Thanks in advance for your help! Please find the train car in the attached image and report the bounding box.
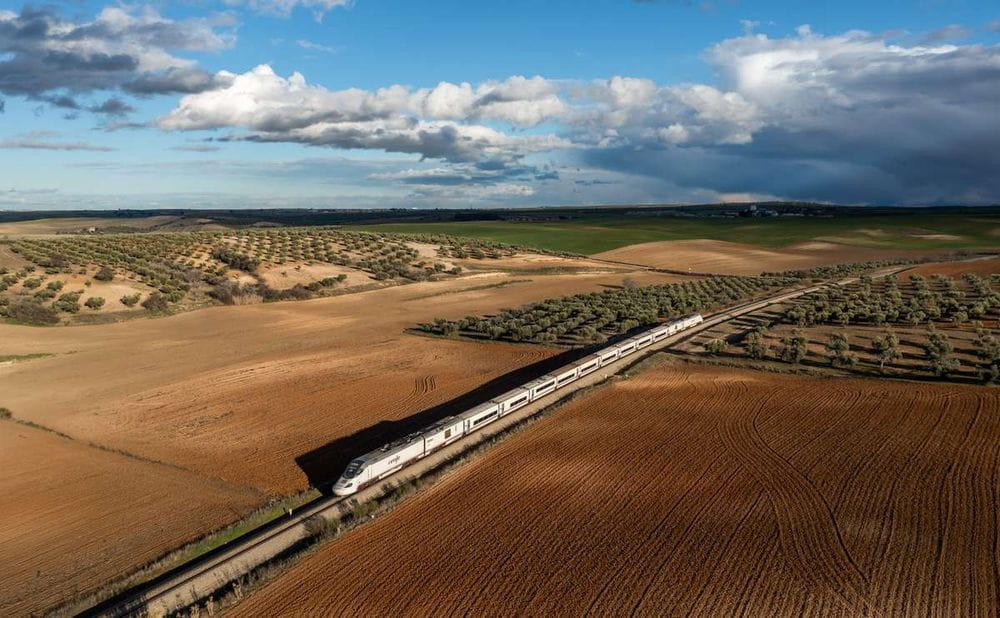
[597,347,619,367]
[553,365,579,388]
[651,325,671,342]
[616,339,638,358]
[570,354,601,377]
[461,402,501,432]
[523,375,558,400]
[631,332,654,349]
[491,387,531,415]
[422,415,465,452]
[333,433,425,496]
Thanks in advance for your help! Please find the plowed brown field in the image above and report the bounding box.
[596,239,928,275]
[903,256,1000,278]
[233,364,1000,617]
[0,267,686,614]
[0,424,262,617]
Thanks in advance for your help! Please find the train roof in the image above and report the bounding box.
[423,415,461,433]
[522,375,557,389]
[356,431,425,466]
[457,401,500,423]
[554,364,580,375]
[489,386,528,404]
[569,354,601,367]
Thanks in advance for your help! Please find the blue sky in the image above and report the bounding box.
[1,0,999,209]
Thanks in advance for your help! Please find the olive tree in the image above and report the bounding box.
[871,331,901,372]
[924,327,960,377]
[826,332,857,368]
[779,329,809,364]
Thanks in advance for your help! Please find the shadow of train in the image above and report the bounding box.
[294,341,615,492]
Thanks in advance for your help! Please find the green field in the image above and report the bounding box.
[356,215,1000,255]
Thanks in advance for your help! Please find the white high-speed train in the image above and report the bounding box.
[332,313,704,496]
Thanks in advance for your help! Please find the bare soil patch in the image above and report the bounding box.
[258,262,367,289]
[0,423,261,617]
[595,239,928,275]
[457,251,627,273]
[233,364,1000,617]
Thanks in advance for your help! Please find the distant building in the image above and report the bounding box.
[737,204,777,218]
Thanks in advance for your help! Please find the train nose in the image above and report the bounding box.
[333,484,356,497]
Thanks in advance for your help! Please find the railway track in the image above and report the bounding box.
[81,277,872,618]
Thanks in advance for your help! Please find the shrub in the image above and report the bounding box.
[211,281,264,305]
[302,515,337,541]
[703,338,728,355]
[142,292,169,312]
[84,297,106,310]
[46,280,64,291]
[120,293,141,307]
[22,277,41,289]
[93,266,114,282]
[744,329,770,360]
[0,407,10,420]
[212,246,260,272]
[6,299,60,325]
[260,284,313,302]
[350,500,378,522]
[53,292,82,313]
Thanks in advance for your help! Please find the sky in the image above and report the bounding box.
[1,0,998,210]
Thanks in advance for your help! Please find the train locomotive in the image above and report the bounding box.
[332,313,703,496]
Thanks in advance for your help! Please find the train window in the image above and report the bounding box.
[343,460,364,478]
[472,412,497,427]
[444,429,451,439]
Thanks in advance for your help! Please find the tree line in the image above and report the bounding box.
[419,275,798,345]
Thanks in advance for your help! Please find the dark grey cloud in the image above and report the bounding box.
[123,68,233,96]
[368,160,547,187]
[89,96,135,117]
[0,5,233,114]
[571,28,1000,204]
